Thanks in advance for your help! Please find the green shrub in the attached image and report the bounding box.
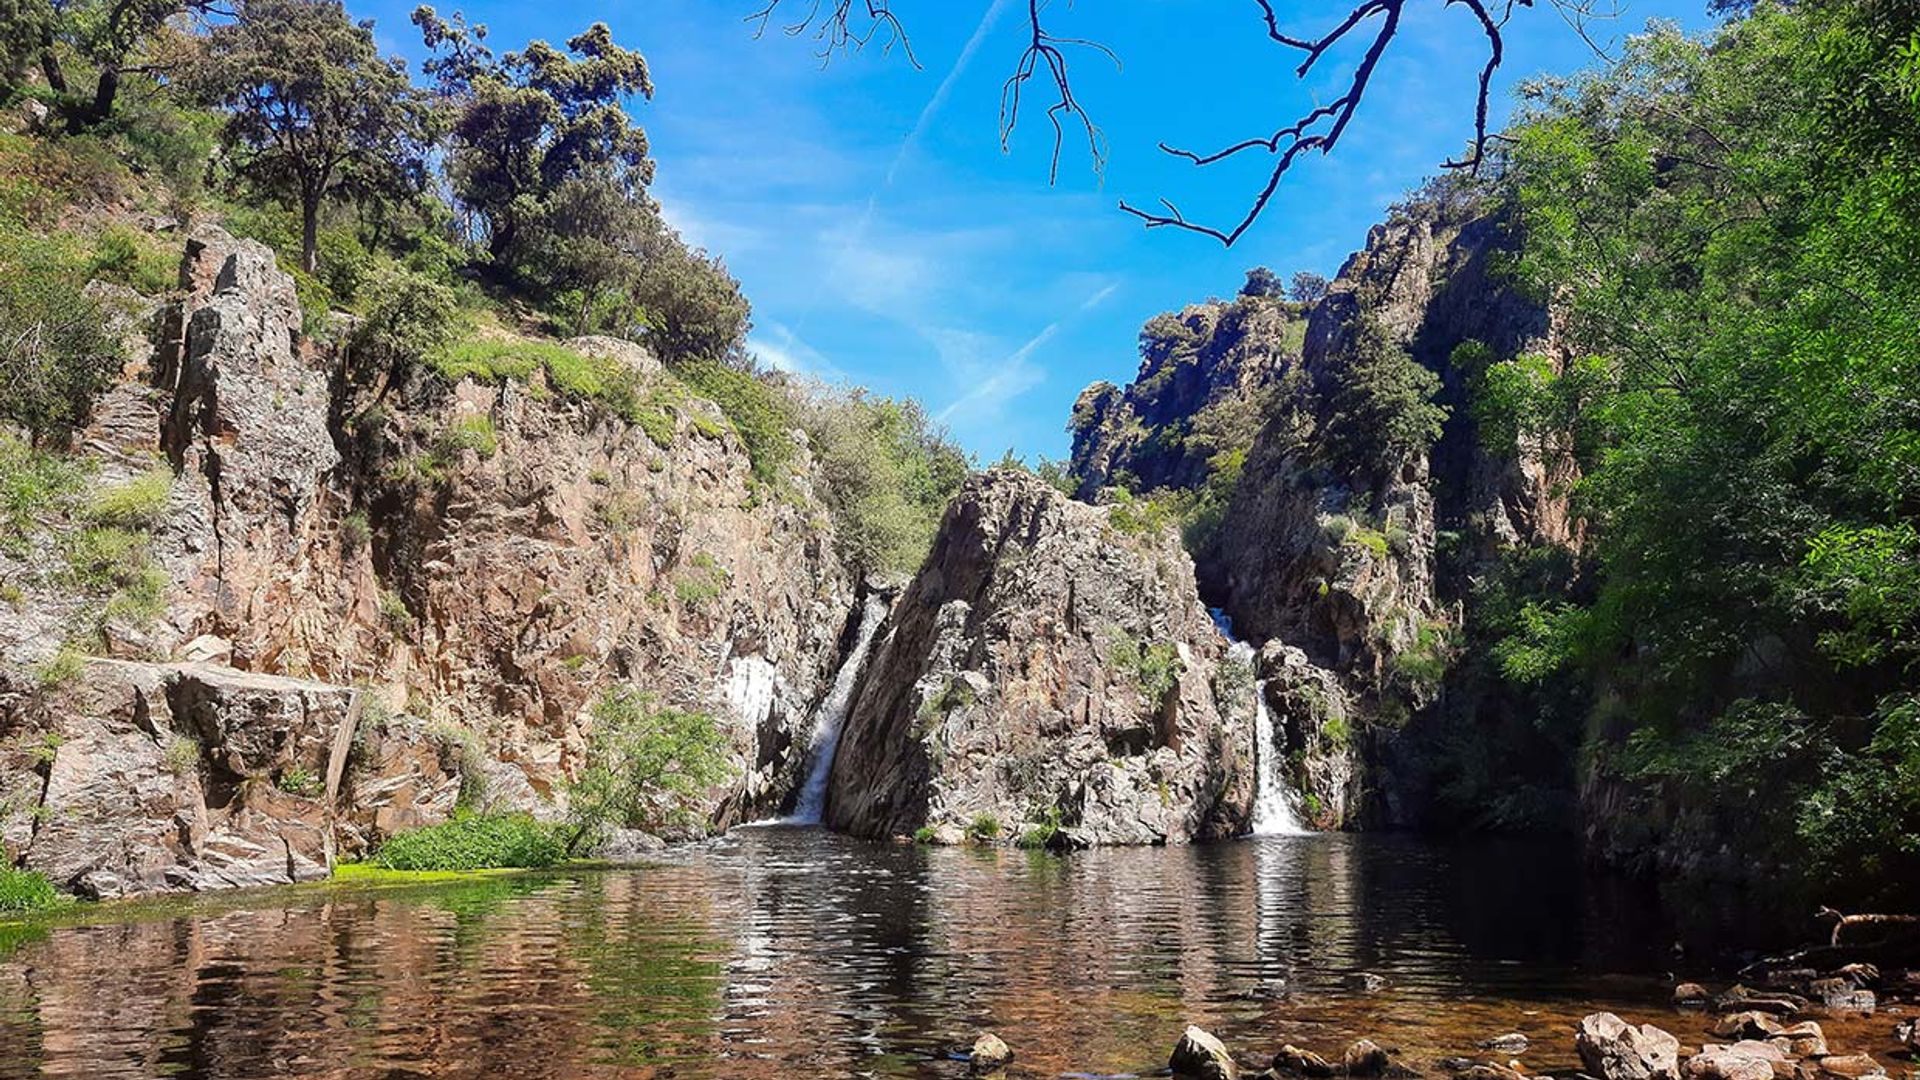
[796,389,970,577]
[912,825,938,844]
[0,231,123,441]
[277,764,321,797]
[424,717,490,809]
[372,812,564,871]
[34,648,84,689]
[1108,631,1184,702]
[434,415,499,460]
[89,224,176,295]
[163,735,201,775]
[354,267,462,384]
[966,814,1001,843]
[671,358,794,485]
[81,466,172,528]
[563,688,731,849]
[0,436,89,541]
[0,867,63,914]
[1016,806,1064,850]
[341,511,371,555]
[671,554,728,610]
[377,589,414,633]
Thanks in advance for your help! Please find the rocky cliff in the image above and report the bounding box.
[1068,188,1581,831]
[823,470,1255,846]
[0,224,866,894]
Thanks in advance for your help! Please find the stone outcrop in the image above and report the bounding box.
[823,470,1255,845]
[1576,1013,1681,1080]
[0,222,866,895]
[1069,297,1308,500]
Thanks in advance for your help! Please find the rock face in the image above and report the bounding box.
[1065,193,1580,831]
[1576,1013,1681,1080]
[0,223,866,895]
[3,661,361,896]
[1069,297,1308,500]
[823,471,1255,844]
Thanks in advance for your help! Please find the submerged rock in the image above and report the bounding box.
[1343,1039,1391,1077]
[1346,972,1389,993]
[969,1031,1012,1073]
[1479,1034,1529,1055]
[1577,1013,1681,1080]
[1273,1044,1336,1077]
[1171,1025,1239,1080]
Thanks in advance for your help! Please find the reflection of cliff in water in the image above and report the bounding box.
[0,833,1900,1079]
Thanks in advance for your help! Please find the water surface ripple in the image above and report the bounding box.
[0,831,1887,1078]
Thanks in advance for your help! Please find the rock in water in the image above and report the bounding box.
[1346,972,1389,993]
[1714,1013,1785,1041]
[1675,983,1712,1008]
[1683,1043,1787,1080]
[1577,1013,1681,1080]
[1170,1025,1240,1080]
[1273,1045,1336,1077]
[1768,1022,1827,1058]
[969,1032,1012,1073]
[1479,1034,1529,1055]
[1810,1054,1884,1080]
[1343,1040,1390,1077]
[823,471,1256,845]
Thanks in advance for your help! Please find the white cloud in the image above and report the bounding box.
[749,322,847,383]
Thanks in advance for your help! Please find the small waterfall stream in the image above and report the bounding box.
[1214,611,1309,836]
[790,592,890,824]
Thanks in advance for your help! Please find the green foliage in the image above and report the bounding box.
[377,588,414,632]
[194,0,433,273]
[0,435,89,540]
[1108,631,1184,702]
[911,825,938,845]
[1016,806,1064,850]
[966,814,1001,843]
[671,358,793,485]
[0,867,62,914]
[563,688,731,848]
[1494,1,1920,895]
[353,267,463,386]
[162,735,200,775]
[434,415,499,460]
[424,717,488,809]
[372,811,563,871]
[81,467,171,528]
[34,647,84,689]
[277,764,321,797]
[88,223,176,295]
[0,230,124,441]
[671,553,728,610]
[341,511,371,555]
[797,388,970,577]
[1391,620,1456,697]
[1318,316,1447,477]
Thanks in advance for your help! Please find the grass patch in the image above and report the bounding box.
[0,436,89,542]
[371,812,564,871]
[82,467,172,528]
[0,867,64,915]
[330,862,534,886]
[433,415,498,460]
[671,553,729,610]
[34,648,85,689]
[966,814,1002,843]
[912,825,938,845]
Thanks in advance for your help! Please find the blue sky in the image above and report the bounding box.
[357,1,1714,461]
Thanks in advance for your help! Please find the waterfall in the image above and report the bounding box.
[790,592,890,824]
[1214,610,1309,837]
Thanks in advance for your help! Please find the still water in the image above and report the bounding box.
[0,830,1886,1079]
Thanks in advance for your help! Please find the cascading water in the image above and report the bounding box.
[789,592,890,824]
[1213,610,1308,837]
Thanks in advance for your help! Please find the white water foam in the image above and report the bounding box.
[1214,610,1308,837]
[789,592,890,824]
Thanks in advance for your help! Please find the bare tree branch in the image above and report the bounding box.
[751,0,1617,247]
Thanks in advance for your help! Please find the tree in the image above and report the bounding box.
[1319,315,1446,478]
[414,7,655,268]
[0,0,213,133]
[563,688,731,850]
[195,0,433,273]
[1289,271,1330,304]
[752,0,1612,246]
[1240,266,1282,299]
[630,224,752,363]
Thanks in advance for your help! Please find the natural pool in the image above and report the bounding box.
[0,830,1899,1078]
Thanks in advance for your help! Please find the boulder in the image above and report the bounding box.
[1768,1022,1828,1059]
[1715,1014,1786,1041]
[1676,984,1713,1008]
[1577,1013,1681,1080]
[1684,1044,1787,1080]
[1894,1018,1918,1053]
[1273,1045,1336,1077]
[1344,1040,1391,1077]
[969,1031,1013,1073]
[591,829,667,863]
[1346,972,1389,993]
[1171,1026,1240,1080]
[1807,979,1875,1012]
[1808,1055,1883,1080]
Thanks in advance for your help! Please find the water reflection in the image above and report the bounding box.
[0,831,1891,1079]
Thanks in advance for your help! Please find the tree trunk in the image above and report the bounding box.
[301,196,320,275]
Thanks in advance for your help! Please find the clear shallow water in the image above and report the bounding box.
[0,830,1895,1079]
